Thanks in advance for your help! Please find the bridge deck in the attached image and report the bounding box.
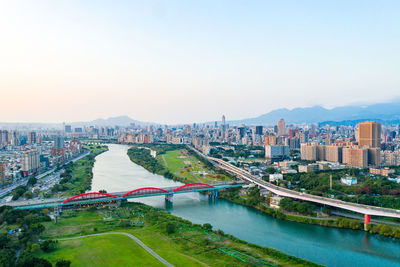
[2,182,244,209]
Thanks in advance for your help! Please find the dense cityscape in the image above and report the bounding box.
[2,1,400,266]
[3,116,399,183]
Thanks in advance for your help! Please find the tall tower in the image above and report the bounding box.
[278,118,285,137]
[222,115,226,126]
[358,121,381,148]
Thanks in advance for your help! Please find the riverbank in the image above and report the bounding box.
[47,145,108,197]
[126,145,400,239]
[37,202,321,267]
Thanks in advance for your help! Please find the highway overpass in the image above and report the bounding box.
[189,147,400,229]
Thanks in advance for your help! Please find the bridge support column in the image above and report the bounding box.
[364,214,371,231]
[209,190,218,198]
[165,194,173,203]
[54,205,61,224]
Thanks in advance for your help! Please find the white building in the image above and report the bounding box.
[341,176,357,186]
[269,173,283,182]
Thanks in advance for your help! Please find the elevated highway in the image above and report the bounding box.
[189,147,400,229]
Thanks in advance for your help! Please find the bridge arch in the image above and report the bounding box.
[62,192,119,204]
[122,187,170,198]
[172,183,215,193]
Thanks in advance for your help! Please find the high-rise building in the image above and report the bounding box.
[222,115,226,126]
[264,135,276,146]
[21,149,40,176]
[237,125,245,139]
[65,125,72,133]
[342,146,368,168]
[367,147,381,167]
[255,126,263,135]
[358,121,381,148]
[0,130,8,146]
[278,118,285,137]
[265,145,289,159]
[325,145,343,163]
[10,131,19,146]
[0,163,5,184]
[27,131,36,144]
[301,143,317,161]
[54,136,65,149]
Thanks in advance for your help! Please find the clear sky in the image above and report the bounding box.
[1,0,400,124]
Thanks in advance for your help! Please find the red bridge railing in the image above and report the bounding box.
[122,187,170,198]
[62,192,119,204]
[173,183,215,193]
[62,183,217,205]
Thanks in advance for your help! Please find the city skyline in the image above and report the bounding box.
[1,1,400,124]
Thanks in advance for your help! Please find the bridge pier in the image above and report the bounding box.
[53,205,61,224]
[209,190,218,198]
[364,214,371,231]
[165,194,173,203]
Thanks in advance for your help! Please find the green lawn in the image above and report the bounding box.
[36,204,319,267]
[37,234,164,267]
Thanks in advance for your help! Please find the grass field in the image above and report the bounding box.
[37,203,320,267]
[37,234,164,267]
[160,149,232,183]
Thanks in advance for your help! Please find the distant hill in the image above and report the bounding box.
[71,116,154,127]
[0,116,155,130]
[229,101,400,126]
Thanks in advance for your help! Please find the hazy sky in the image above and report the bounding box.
[1,1,400,124]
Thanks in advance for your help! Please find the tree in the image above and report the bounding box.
[0,248,16,267]
[56,259,72,267]
[18,256,52,267]
[31,243,41,253]
[166,222,176,234]
[27,177,37,186]
[24,191,33,200]
[40,240,58,252]
[203,223,213,231]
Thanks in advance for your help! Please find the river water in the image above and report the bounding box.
[91,144,400,267]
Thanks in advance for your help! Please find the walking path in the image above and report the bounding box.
[162,155,169,168]
[57,232,173,267]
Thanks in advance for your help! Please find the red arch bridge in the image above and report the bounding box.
[5,182,244,210]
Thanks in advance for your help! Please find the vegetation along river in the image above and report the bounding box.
[90,144,400,267]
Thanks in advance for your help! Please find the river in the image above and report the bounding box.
[91,144,400,267]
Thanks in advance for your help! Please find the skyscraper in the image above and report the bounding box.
[27,131,36,144]
[237,125,245,139]
[21,149,40,176]
[0,163,5,184]
[65,125,72,133]
[0,130,8,146]
[358,121,381,148]
[255,126,263,135]
[222,115,226,126]
[278,118,285,137]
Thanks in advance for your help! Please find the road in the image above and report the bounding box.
[56,232,173,267]
[0,150,91,199]
[189,147,400,219]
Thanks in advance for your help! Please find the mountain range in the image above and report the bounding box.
[230,101,400,126]
[2,101,400,129]
[71,116,151,127]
